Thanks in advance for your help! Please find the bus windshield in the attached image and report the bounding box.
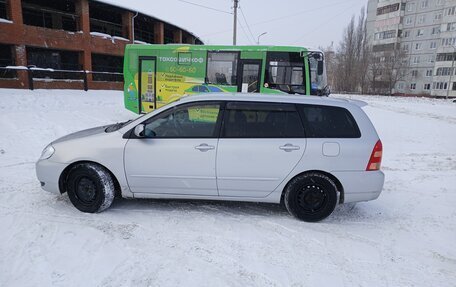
[265,52,306,94]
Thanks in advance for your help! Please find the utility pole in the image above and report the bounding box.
[233,0,239,45]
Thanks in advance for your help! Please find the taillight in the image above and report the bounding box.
[366,140,383,171]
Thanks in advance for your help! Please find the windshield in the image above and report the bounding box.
[309,54,329,96]
[265,52,306,94]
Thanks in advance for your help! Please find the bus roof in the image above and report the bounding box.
[125,44,313,53]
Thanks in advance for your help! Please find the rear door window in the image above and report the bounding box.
[297,105,361,138]
[222,102,304,138]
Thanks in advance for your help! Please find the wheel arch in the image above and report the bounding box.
[281,170,344,204]
[58,160,122,198]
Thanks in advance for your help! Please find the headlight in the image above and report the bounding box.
[39,144,55,160]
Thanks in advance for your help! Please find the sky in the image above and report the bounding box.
[104,0,368,49]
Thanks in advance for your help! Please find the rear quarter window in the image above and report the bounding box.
[297,105,361,138]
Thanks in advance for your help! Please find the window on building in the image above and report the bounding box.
[418,15,426,24]
[402,43,410,51]
[433,82,448,89]
[416,29,424,36]
[206,52,238,85]
[27,47,81,80]
[441,37,456,46]
[374,30,396,40]
[426,69,433,76]
[452,82,456,90]
[430,41,437,49]
[22,0,78,31]
[446,22,456,31]
[437,0,444,5]
[377,3,400,15]
[411,70,418,77]
[445,6,456,16]
[436,67,454,76]
[405,17,414,25]
[0,44,16,79]
[415,43,422,50]
[134,14,155,44]
[424,83,431,90]
[437,53,456,61]
[91,54,123,82]
[407,2,415,12]
[431,26,441,35]
[397,82,405,90]
[89,1,123,37]
[420,0,429,9]
[403,30,410,38]
[164,25,174,44]
[434,12,443,21]
[0,0,8,20]
[410,83,416,90]
[413,56,420,64]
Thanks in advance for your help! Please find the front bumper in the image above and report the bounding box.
[35,159,68,194]
[332,170,385,203]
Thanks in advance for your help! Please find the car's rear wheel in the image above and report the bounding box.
[66,163,115,213]
[284,173,338,222]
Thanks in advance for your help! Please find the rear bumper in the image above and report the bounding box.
[332,170,385,203]
[35,159,68,194]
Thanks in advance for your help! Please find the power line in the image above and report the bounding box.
[200,0,360,37]
[176,0,232,15]
[237,17,254,44]
[239,7,256,44]
[292,1,361,45]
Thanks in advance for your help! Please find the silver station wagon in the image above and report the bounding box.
[36,93,384,222]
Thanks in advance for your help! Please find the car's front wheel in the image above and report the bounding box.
[66,163,115,213]
[284,173,338,222]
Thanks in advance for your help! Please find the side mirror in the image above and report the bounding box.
[134,124,145,138]
[317,61,324,75]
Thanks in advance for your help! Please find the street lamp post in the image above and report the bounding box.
[257,32,267,45]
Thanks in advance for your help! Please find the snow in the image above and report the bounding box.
[5,66,27,70]
[0,89,455,286]
[90,32,131,43]
[0,18,13,24]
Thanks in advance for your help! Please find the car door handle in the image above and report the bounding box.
[279,144,300,152]
[195,144,215,152]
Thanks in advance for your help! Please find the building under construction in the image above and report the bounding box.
[0,0,203,90]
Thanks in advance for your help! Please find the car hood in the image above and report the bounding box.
[52,125,109,144]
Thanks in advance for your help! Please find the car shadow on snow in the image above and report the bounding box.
[105,197,376,222]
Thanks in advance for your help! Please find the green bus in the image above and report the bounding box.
[123,44,328,114]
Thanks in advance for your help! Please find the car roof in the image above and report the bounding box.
[177,93,359,108]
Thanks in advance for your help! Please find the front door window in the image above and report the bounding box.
[144,103,222,138]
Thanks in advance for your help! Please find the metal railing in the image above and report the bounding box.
[0,66,123,90]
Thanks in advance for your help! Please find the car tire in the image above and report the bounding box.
[66,163,115,213]
[284,173,338,222]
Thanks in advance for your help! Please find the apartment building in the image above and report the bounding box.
[367,0,456,97]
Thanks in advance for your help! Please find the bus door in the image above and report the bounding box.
[237,59,262,93]
[138,56,157,113]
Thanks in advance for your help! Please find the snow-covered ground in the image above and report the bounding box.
[0,89,455,286]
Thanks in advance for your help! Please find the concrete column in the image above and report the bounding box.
[7,0,23,24]
[154,22,164,44]
[122,11,133,41]
[75,0,90,34]
[173,29,182,44]
[75,0,92,83]
[14,45,29,87]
